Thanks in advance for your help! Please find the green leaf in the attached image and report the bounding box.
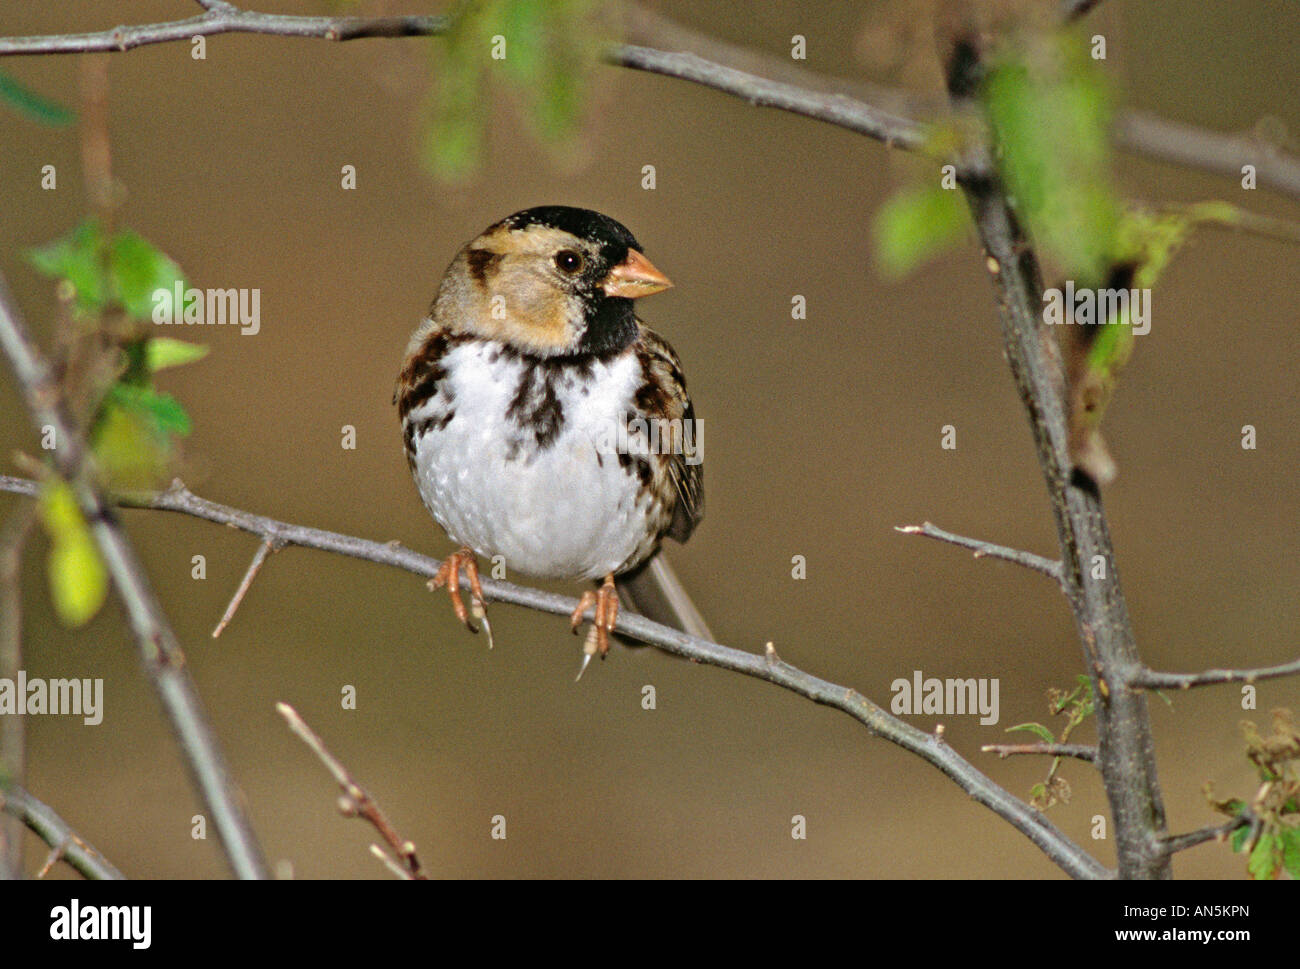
[107,384,192,437]
[873,183,969,277]
[1230,823,1252,854]
[1006,722,1056,744]
[423,0,495,181]
[0,71,74,126]
[110,230,186,322]
[422,0,606,181]
[1282,828,1300,879]
[1247,832,1282,880]
[93,385,192,490]
[26,221,187,321]
[146,338,209,372]
[500,0,544,83]
[26,220,109,313]
[984,33,1118,283]
[38,480,107,628]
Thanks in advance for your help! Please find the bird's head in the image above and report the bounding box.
[430,206,672,357]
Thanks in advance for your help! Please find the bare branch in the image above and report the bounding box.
[942,24,1171,879]
[982,743,1098,762]
[1115,110,1300,199]
[609,44,925,150]
[0,4,1294,199]
[275,702,424,880]
[369,843,412,880]
[0,786,126,880]
[0,473,1107,880]
[1159,814,1253,856]
[0,6,449,56]
[212,537,276,638]
[895,521,1065,588]
[0,505,35,878]
[1132,659,1300,691]
[0,274,268,880]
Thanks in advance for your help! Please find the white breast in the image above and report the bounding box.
[406,342,658,581]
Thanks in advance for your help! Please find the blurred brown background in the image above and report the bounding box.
[1,0,1297,879]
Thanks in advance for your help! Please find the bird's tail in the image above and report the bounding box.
[617,553,715,643]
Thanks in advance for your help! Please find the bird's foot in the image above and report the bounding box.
[571,573,619,680]
[428,547,494,649]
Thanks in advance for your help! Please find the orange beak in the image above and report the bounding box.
[602,249,673,299]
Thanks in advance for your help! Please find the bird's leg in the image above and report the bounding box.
[429,547,493,648]
[571,573,619,678]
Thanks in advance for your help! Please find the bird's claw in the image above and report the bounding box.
[570,574,618,678]
[429,547,492,647]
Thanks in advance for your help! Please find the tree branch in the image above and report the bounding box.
[211,536,276,638]
[276,702,425,880]
[609,44,926,150]
[0,786,126,880]
[0,6,449,55]
[0,4,1296,199]
[1114,109,1300,199]
[982,743,1098,762]
[0,506,35,879]
[1159,815,1252,856]
[0,274,269,880]
[895,521,1065,588]
[942,25,1171,879]
[0,473,1107,880]
[1132,659,1300,690]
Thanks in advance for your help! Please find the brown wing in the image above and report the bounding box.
[635,325,704,543]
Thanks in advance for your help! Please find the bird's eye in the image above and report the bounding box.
[554,249,584,274]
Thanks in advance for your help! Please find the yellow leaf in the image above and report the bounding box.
[38,480,108,628]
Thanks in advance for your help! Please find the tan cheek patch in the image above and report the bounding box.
[448,225,588,353]
[480,284,573,352]
[469,258,576,353]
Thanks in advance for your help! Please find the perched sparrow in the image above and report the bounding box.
[395,206,708,675]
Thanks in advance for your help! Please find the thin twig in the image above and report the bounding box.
[0,275,268,880]
[0,786,126,880]
[1132,659,1300,690]
[1159,814,1253,856]
[982,743,1098,762]
[0,6,449,55]
[212,537,276,638]
[895,521,1065,588]
[368,843,411,880]
[275,702,425,880]
[0,505,35,879]
[609,44,925,151]
[0,4,1296,199]
[0,473,1107,880]
[1115,110,1300,200]
[36,838,69,878]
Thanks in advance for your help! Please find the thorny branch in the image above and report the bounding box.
[0,3,1296,197]
[0,473,1106,881]
[0,276,269,880]
[941,20,1173,878]
[0,0,1293,881]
